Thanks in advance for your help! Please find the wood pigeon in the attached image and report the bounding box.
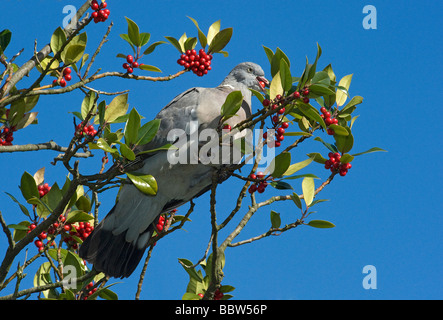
[79,62,268,278]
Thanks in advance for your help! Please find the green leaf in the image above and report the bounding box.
[184,37,197,51]
[136,119,161,146]
[143,41,166,55]
[34,262,53,298]
[126,173,158,196]
[207,28,233,53]
[137,143,176,155]
[334,126,354,153]
[5,192,30,217]
[311,71,330,85]
[270,211,281,229]
[188,16,207,48]
[61,33,86,65]
[301,177,315,207]
[207,20,221,46]
[139,32,151,47]
[283,157,314,176]
[309,83,336,96]
[269,71,283,100]
[81,91,96,120]
[104,93,129,123]
[50,27,67,54]
[178,258,204,282]
[97,288,119,300]
[164,36,183,53]
[66,210,94,223]
[0,29,12,53]
[262,45,274,64]
[306,152,327,164]
[118,142,135,161]
[335,74,353,107]
[267,152,291,178]
[125,17,141,47]
[220,91,243,120]
[271,47,290,78]
[182,293,201,300]
[340,153,354,163]
[219,285,235,293]
[20,171,39,202]
[279,59,292,92]
[329,124,349,136]
[352,147,387,157]
[314,136,339,153]
[124,108,141,146]
[341,96,363,113]
[298,102,326,130]
[291,193,302,209]
[269,181,293,190]
[249,88,265,104]
[139,64,162,72]
[307,220,335,228]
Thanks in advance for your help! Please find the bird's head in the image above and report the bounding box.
[221,62,269,92]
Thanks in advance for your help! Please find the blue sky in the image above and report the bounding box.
[0,0,441,300]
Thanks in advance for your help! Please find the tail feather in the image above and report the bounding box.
[79,205,155,278]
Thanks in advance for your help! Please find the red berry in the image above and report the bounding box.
[277,107,285,115]
[223,124,231,131]
[248,185,257,194]
[327,128,335,135]
[276,134,284,142]
[126,55,134,64]
[275,141,281,147]
[281,122,289,129]
[123,63,129,69]
[293,91,300,99]
[339,169,348,176]
[127,67,134,74]
[257,185,266,193]
[262,99,270,107]
[303,89,309,96]
[59,78,66,87]
[64,74,72,81]
[277,127,285,135]
[35,240,43,248]
[132,62,139,68]
[303,97,310,104]
[272,115,279,123]
[198,293,204,298]
[63,68,71,76]
[64,224,71,231]
[91,1,99,10]
[100,1,107,8]
[256,171,265,179]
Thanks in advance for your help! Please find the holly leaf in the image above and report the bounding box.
[126,173,158,196]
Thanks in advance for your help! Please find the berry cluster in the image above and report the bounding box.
[248,172,269,194]
[198,288,224,300]
[52,67,72,88]
[155,215,166,233]
[122,55,140,74]
[38,183,51,198]
[61,221,95,250]
[0,126,15,146]
[75,122,98,138]
[324,152,352,177]
[319,107,338,135]
[27,223,50,253]
[177,49,213,77]
[262,95,291,148]
[83,282,98,299]
[90,0,110,23]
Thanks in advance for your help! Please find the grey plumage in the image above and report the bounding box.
[79,62,268,278]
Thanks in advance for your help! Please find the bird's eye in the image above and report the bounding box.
[247,67,253,73]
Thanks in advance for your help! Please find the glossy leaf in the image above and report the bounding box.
[207,20,221,45]
[335,74,353,107]
[104,93,128,123]
[143,41,166,55]
[81,91,96,120]
[5,192,30,217]
[188,16,207,48]
[126,173,158,195]
[164,36,183,53]
[207,28,232,53]
[136,119,161,146]
[291,193,302,209]
[307,220,335,228]
[0,29,12,52]
[124,108,141,145]
[302,177,315,207]
[271,47,290,78]
[50,27,66,54]
[119,142,136,161]
[139,64,162,72]
[352,147,387,157]
[220,91,243,120]
[125,17,141,47]
[20,171,39,202]
[283,157,314,176]
[334,126,354,153]
[306,152,327,164]
[270,211,281,229]
[269,71,283,100]
[329,124,349,136]
[268,152,291,178]
[279,59,292,92]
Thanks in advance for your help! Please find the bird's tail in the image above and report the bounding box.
[79,184,165,278]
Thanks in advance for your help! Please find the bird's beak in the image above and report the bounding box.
[256,76,269,92]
